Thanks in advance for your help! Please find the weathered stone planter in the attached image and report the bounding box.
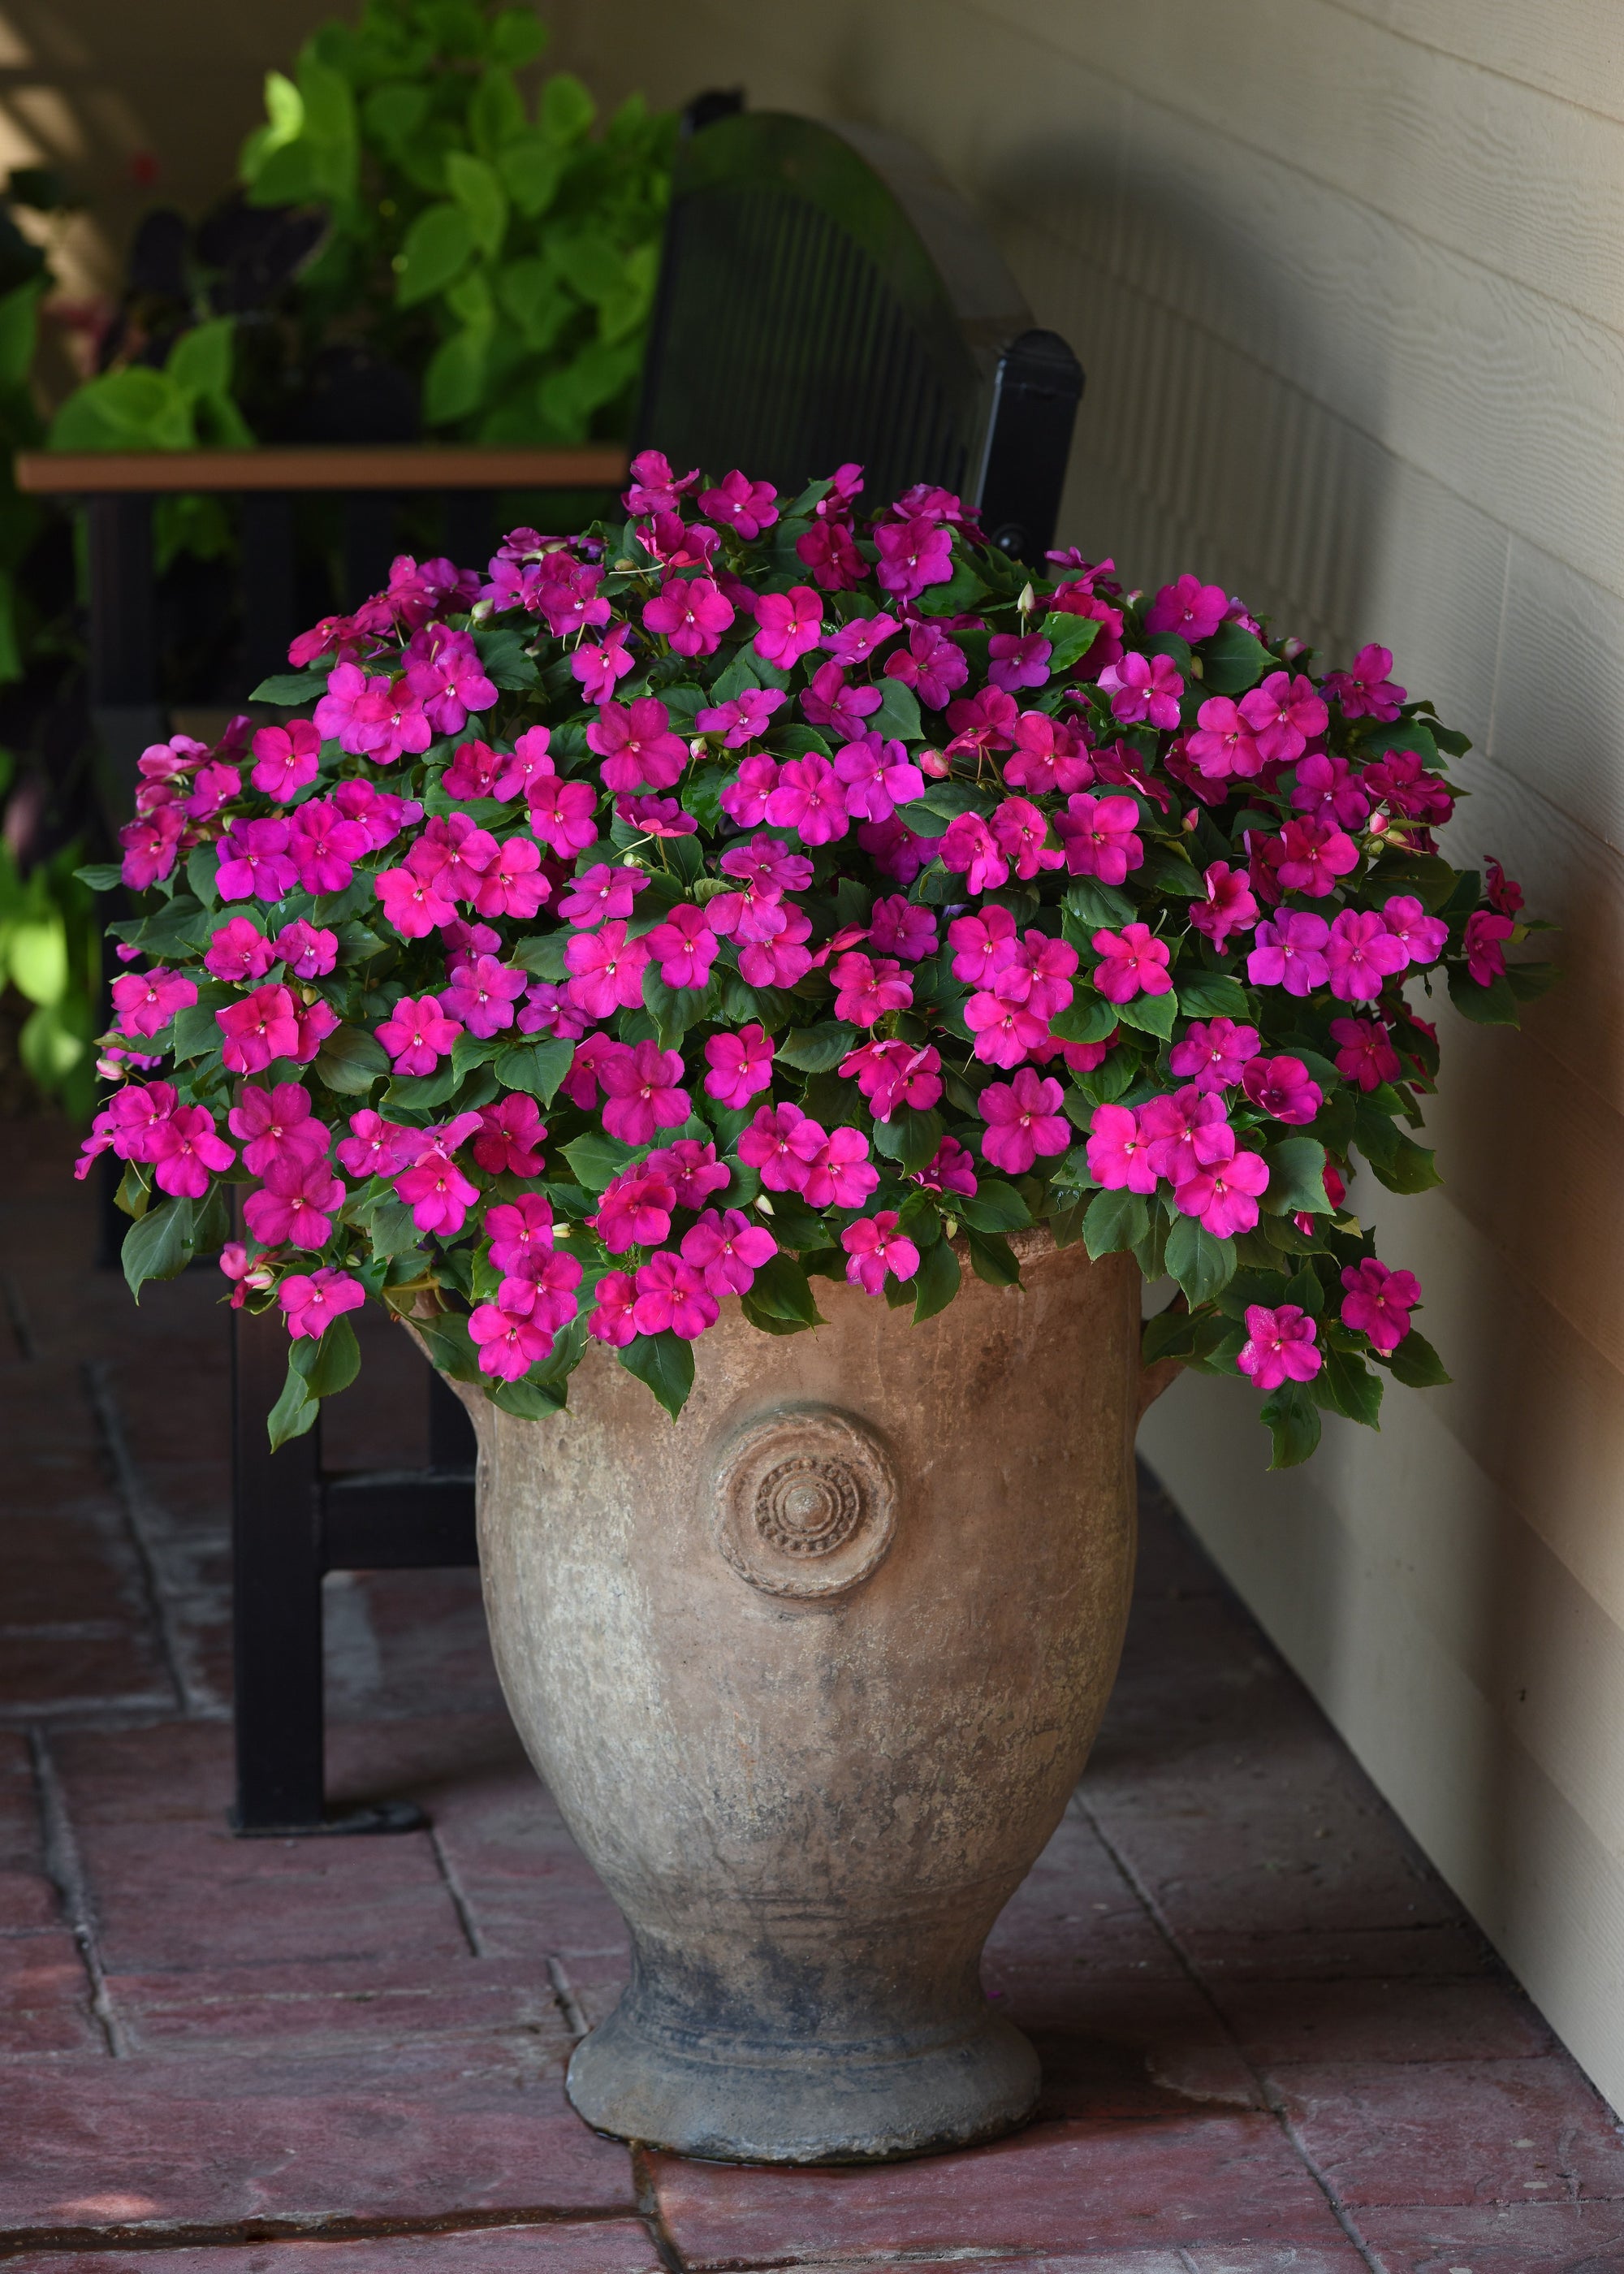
[449,1232,1156,2164]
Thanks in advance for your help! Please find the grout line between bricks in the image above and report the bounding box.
[0,2205,655,2261]
[0,1265,37,1360]
[428,1822,487,1957]
[547,1952,590,2040]
[630,2144,689,2274]
[25,1724,129,2059]
[81,1356,194,1718]
[1072,1784,1386,2274]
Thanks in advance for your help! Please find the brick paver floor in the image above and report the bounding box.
[3,1115,1622,2273]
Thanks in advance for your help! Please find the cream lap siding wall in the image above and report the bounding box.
[549,0,1624,2105]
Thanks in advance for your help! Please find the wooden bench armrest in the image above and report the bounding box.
[15,443,629,495]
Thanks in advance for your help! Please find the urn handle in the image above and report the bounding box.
[713,1405,897,1601]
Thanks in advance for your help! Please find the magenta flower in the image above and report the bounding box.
[279,1268,365,1342]
[374,861,458,939]
[470,837,548,921]
[704,1025,774,1108]
[287,802,368,897]
[719,834,814,897]
[1271,819,1359,898]
[218,984,302,1074]
[490,724,554,801]
[469,1288,560,1381]
[587,696,687,795]
[217,819,297,906]
[628,1252,719,1341]
[146,1104,233,1200]
[738,1101,823,1192]
[1464,909,1514,985]
[243,1156,346,1249]
[1381,895,1449,970]
[313,664,431,764]
[205,918,275,985]
[644,1139,730,1211]
[1238,671,1328,765]
[1323,643,1405,721]
[1092,923,1173,1003]
[801,1124,879,1210]
[332,779,417,851]
[564,920,651,1018]
[840,1036,943,1120]
[1246,911,1331,996]
[1146,574,1227,642]
[1330,1017,1400,1092]
[483,1195,554,1273]
[1098,651,1184,731]
[251,720,320,800]
[980,1068,1069,1174]
[1185,697,1263,782]
[1292,753,1371,831]
[939,811,1008,897]
[884,621,968,709]
[1190,861,1259,949]
[569,620,636,704]
[766,755,850,845]
[111,966,197,1040]
[857,814,932,884]
[229,1083,330,1178]
[1242,1054,1324,1125]
[443,737,505,801]
[1325,909,1409,1003]
[719,754,781,829]
[831,951,913,1027]
[987,633,1052,693]
[1140,1086,1230,1187]
[831,732,924,824]
[680,1208,776,1297]
[517,981,588,1043]
[1237,1303,1322,1390]
[698,468,779,538]
[100,1080,179,1163]
[559,862,646,930]
[645,903,719,992]
[292,999,340,1066]
[599,1040,690,1147]
[119,806,185,890]
[914,1134,978,1198]
[336,1109,419,1180]
[948,905,1018,987]
[821,612,899,668]
[990,797,1061,881]
[874,515,954,599]
[590,1169,676,1256]
[1054,793,1144,885]
[1086,1102,1159,1194]
[753,585,823,668]
[271,921,338,980]
[395,1143,480,1235]
[414,813,498,905]
[861,894,931,962]
[944,686,1019,759]
[697,686,787,746]
[964,982,1050,1070]
[1003,711,1094,797]
[643,573,735,659]
[587,1270,639,1347]
[443,954,525,1039]
[1173,1131,1270,1239]
[1340,1257,1420,1353]
[802,660,882,741]
[404,625,498,735]
[375,993,462,1077]
[737,901,813,988]
[1168,1018,1260,1093]
[841,1211,921,1296]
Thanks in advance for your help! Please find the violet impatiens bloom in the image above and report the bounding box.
[884,620,967,708]
[680,1208,777,1298]
[1091,923,1173,1002]
[229,1083,330,1178]
[1173,1134,1270,1239]
[272,920,339,979]
[767,755,850,845]
[1381,894,1449,969]
[873,515,953,599]
[1237,1303,1322,1390]
[375,993,463,1077]
[753,586,823,668]
[939,812,1008,896]
[1325,909,1409,1003]
[1238,671,1328,765]
[564,921,651,1018]
[1145,573,1227,642]
[832,733,923,824]
[643,573,735,658]
[1242,1054,1324,1125]
[587,696,687,794]
[699,469,780,538]
[1247,911,1331,996]
[645,903,719,992]
[738,1102,824,1193]
[867,895,936,962]
[979,1069,1070,1174]
[1003,711,1094,797]
[987,633,1052,693]
[279,1268,365,1342]
[313,664,431,764]
[1190,862,1259,949]
[832,951,913,1027]
[1168,1018,1260,1094]
[801,1125,880,1210]
[1340,1257,1420,1353]
[442,954,526,1038]
[697,686,787,746]
[216,818,298,905]
[1098,651,1184,731]
[598,1040,690,1148]
[1323,643,1405,721]
[218,985,302,1074]
[1330,1017,1401,1092]
[842,1212,921,1296]
[205,918,276,985]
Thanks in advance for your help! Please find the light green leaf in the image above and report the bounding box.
[266,1360,318,1452]
[444,150,508,258]
[395,201,475,308]
[423,326,490,426]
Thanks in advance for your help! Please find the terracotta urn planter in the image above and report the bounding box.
[447,1231,1167,2165]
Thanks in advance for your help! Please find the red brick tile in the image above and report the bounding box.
[980,1974,1260,2117]
[1358,2198,1624,2271]
[109,1953,570,2060]
[1276,2055,1624,2207]
[1182,2252,1371,2272]
[0,1871,60,1937]
[0,1929,100,2057]
[6,2224,664,2274]
[1175,1925,1496,1984]
[1213,1977,1553,2068]
[650,2112,1356,2260]
[983,1814,1182,1982]
[0,2046,637,2229]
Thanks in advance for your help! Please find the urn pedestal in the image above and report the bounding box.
[454,1234,1147,2164]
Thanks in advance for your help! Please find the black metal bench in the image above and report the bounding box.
[32,97,1084,1835]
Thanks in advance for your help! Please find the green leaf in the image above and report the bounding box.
[497,1035,573,1104]
[1083,1186,1149,1261]
[1261,1135,1331,1216]
[185,841,219,909]
[561,1129,635,1192]
[616,1329,694,1419]
[1174,970,1250,1019]
[290,1314,361,1400]
[170,1001,221,1064]
[122,1196,196,1299]
[1065,877,1135,930]
[1260,1381,1322,1468]
[911,1234,961,1325]
[384,1066,461,1110]
[869,677,923,741]
[486,1373,567,1419]
[1043,613,1102,673]
[1313,1345,1384,1429]
[1199,620,1272,695]
[771,1018,858,1074]
[870,1106,944,1175]
[512,932,569,981]
[956,1177,1032,1234]
[74,862,124,893]
[541,71,596,143]
[752,1191,827,1250]
[1380,1329,1452,1388]
[315,1024,390,1096]
[364,1198,421,1261]
[423,326,489,426]
[266,1360,318,1453]
[395,200,476,308]
[444,149,508,257]
[1141,845,1204,897]
[473,624,538,690]
[1049,994,1118,1045]
[1368,853,1459,913]
[1447,964,1519,1027]
[1114,991,1177,1041]
[1164,1215,1237,1307]
[744,1252,823,1327]
[497,130,566,218]
[414,1312,482,1384]
[1370,1131,1440,1195]
[250,670,327,707]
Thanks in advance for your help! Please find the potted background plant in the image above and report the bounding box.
[75,452,1548,2163]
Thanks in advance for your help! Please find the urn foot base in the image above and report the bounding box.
[565,1999,1041,2165]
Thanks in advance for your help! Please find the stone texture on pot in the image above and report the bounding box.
[451,1232,1147,2165]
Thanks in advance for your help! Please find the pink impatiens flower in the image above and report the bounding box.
[873,515,953,599]
[1464,909,1514,985]
[375,993,463,1077]
[335,1109,420,1179]
[1237,1303,1323,1390]
[1092,923,1173,1003]
[699,468,779,538]
[831,733,924,824]
[217,819,298,905]
[1247,911,1331,997]
[753,585,823,667]
[738,1102,823,1192]
[832,951,913,1028]
[598,1040,690,1147]
[1173,1132,1270,1239]
[1340,1257,1420,1353]
[564,920,652,1018]
[111,966,197,1040]
[1242,1054,1324,1125]
[1330,1017,1401,1092]
[243,1156,346,1249]
[1325,909,1409,1004]
[587,1270,639,1346]
[980,1068,1070,1174]
[801,1124,879,1210]
[1238,671,1328,764]
[939,811,1007,896]
[483,1194,554,1273]
[147,1104,234,1199]
[704,1024,775,1108]
[841,1211,921,1295]
[1323,643,1405,722]
[766,755,849,845]
[395,1141,481,1235]
[218,984,302,1074]
[1054,793,1143,885]
[1145,573,1227,643]
[1381,894,1449,971]
[643,573,735,659]
[229,1083,330,1178]
[205,917,275,984]
[1086,1103,1159,1194]
[279,1268,365,1341]
[1168,1018,1260,1093]
[645,903,719,992]
[840,1037,943,1120]
[915,1134,978,1198]
[867,895,935,962]
[591,1170,678,1255]
[1189,861,1259,949]
[987,632,1052,693]
[1098,651,1184,731]
[1184,697,1263,782]
[587,696,687,795]
[472,1095,546,1178]
[632,1252,719,1339]
[251,720,321,800]
[680,1208,776,1297]
[696,686,787,746]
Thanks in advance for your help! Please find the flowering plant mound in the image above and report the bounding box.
[78,456,1552,1466]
